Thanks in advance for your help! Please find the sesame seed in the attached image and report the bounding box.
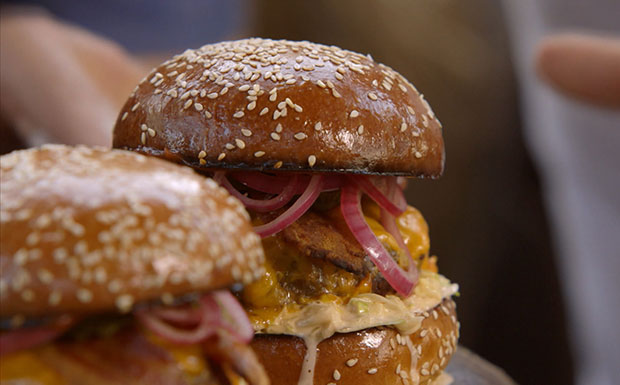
[285,78,297,85]
[277,101,286,110]
[218,153,226,161]
[140,124,148,132]
[131,102,140,111]
[358,125,364,134]
[269,93,277,102]
[275,123,283,133]
[308,155,316,167]
[333,370,341,380]
[194,103,204,111]
[350,110,360,118]
[121,112,128,121]
[270,132,281,141]
[294,132,307,140]
[207,92,218,99]
[396,364,401,374]
[247,101,257,111]
[367,368,378,374]
[415,151,422,159]
[259,107,269,116]
[332,89,341,98]
[368,93,378,101]
[407,106,416,114]
[274,161,283,169]
[233,111,245,118]
[225,143,235,150]
[235,139,246,149]
[116,294,134,313]
[140,132,146,144]
[37,269,54,284]
[421,369,430,376]
[273,110,281,120]
[254,151,265,158]
[314,122,322,131]
[433,310,439,319]
[420,329,428,338]
[198,151,207,159]
[294,104,303,112]
[241,129,253,137]
[77,288,93,303]
[204,111,212,119]
[199,159,206,165]
[401,122,408,132]
[179,91,191,100]
[147,128,156,137]
[239,84,250,91]
[317,80,326,88]
[346,358,358,367]
[390,338,396,350]
[21,290,34,302]
[399,84,408,92]
[48,290,62,306]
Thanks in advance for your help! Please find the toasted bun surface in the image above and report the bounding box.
[113,38,444,177]
[0,145,264,317]
[250,298,458,385]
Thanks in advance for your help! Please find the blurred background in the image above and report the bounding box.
[3,1,619,384]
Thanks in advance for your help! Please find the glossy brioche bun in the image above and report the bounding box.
[113,38,444,177]
[0,145,264,317]
[251,298,458,385]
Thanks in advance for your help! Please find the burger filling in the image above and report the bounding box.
[0,292,269,385]
[214,172,457,339]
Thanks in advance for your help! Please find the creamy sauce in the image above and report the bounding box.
[297,337,319,385]
[253,271,458,385]
[406,336,421,385]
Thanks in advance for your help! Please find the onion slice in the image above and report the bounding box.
[136,291,254,346]
[352,176,406,216]
[211,291,254,344]
[340,184,414,296]
[136,306,218,345]
[379,207,419,288]
[254,175,324,238]
[0,315,74,356]
[215,172,299,212]
[230,172,342,195]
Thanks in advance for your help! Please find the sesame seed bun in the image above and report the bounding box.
[0,145,264,317]
[113,38,444,177]
[250,298,458,385]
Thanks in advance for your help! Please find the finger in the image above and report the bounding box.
[535,33,620,109]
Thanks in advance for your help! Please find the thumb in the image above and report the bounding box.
[535,33,620,109]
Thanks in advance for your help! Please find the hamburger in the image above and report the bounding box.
[0,145,268,384]
[113,38,460,385]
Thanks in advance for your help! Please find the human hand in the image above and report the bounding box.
[0,9,147,146]
[535,33,620,109]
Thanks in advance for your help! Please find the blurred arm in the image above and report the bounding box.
[0,8,148,146]
[536,34,620,109]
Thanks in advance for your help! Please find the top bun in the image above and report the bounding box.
[0,145,264,317]
[113,38,444,177]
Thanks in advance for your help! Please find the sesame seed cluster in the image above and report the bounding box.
[251,298,458,385]
[113,38,444,176]
[0,145,264,317]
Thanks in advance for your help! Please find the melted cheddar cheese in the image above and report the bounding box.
[0,350,64,385]
[242,202,435,328]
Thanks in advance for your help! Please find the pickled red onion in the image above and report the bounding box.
[254,175,323,238]
[352,176,406,216]
[0,316,75,356]
[215,172,299,212]
[340,184,414,296]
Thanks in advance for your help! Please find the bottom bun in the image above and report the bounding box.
[251,297,458,385]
